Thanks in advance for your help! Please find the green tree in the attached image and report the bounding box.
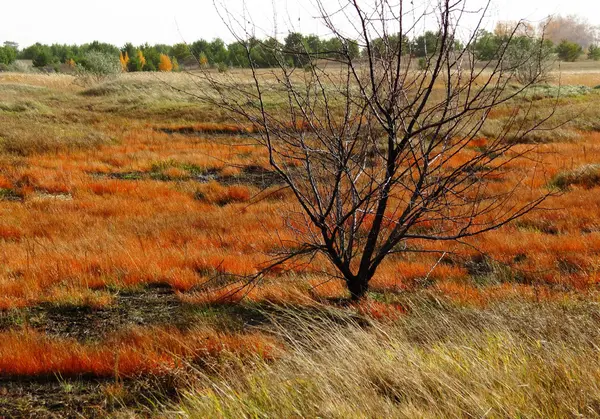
[82,41,119,56]
[32,48,53,68]
[556,40,583,62]
[473,30,500,60]
[284,32,310,67]
[122,43,136,60]
[588,44,600,61]
[227,41,248,67]
[171,43,191,61]
[191,39,209,59]
[208,39,228,65]
[0,46,17,65]
[412,31,440,57]
[305,35,322,57]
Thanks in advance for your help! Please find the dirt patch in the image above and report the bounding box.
[159,125,253,136]
[0,286,191,342]
[89,165,284,189]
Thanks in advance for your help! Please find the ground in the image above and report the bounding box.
[0,67,600,417]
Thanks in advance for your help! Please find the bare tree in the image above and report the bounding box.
[192,0,555,300]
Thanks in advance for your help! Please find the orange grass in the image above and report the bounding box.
[1,76,600,387]
[0,327,277,378]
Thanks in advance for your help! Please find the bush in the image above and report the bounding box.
[0,63,9,72]
[556,40,583,62]
[74,51,121,86]
[550,164,600,190]
[32,50,52,68]
[217,62,228,73]
[501,36,554,84]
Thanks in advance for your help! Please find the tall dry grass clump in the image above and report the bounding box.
[173,299,600,418]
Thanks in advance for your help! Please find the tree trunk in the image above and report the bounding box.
[347,275,370,300]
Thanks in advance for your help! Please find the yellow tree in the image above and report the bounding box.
[158,54,173,72]
[137,50,146,70]
[119,51,130,72]
[199,53,208,67]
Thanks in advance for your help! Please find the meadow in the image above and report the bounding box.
[1,67,600,417]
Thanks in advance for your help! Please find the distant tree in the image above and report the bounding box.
[137,50,147,69]
[412,31,440,57]
[345,40,360,60]
[122,43,136,60]
[305,34,322,57]
[366,34,411,60]
[556,40,583,62]
[495,20,535,38]
[158,54,173,71]
[172,43,191,61]
[208,39,228,64]
[172,56,180,71]
[227,41,248,67]
[503,35,555,84]
[0,46,17,65]
[75,50,121,85]
[82,41,120,56]
[284,32,310,67]
[588,45,600,61]
[127,49,146,71]
[32,48,53,68]
[153,44,172,55]
[191,39,210,59]
[139,44,159,71]
[540,15,599,49]
[473,30,500,60]
[50,44,80,63]
[199,53,209,67]
[3,41,18,51]
[119,51,130,71]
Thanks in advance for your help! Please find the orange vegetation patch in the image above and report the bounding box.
[179,281,314,306]
[164,122,255,135]
[0,327,277,378]
[435,280,577,307]
[353,300,407,321]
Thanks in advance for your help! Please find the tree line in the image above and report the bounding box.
[0,19,599,73]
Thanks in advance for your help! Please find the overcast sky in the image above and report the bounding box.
[1,0,597,48]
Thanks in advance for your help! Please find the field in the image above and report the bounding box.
[1,68,600,417]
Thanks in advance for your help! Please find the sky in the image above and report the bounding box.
[1,0,597,49]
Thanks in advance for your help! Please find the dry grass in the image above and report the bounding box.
[174,299,600,418]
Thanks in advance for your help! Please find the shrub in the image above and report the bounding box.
[32,49,52,68]
[74,51,121,86]
[556,40,583,62]
[550,164,600,190]
[217,62,228,73]
[502,36,554,84]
